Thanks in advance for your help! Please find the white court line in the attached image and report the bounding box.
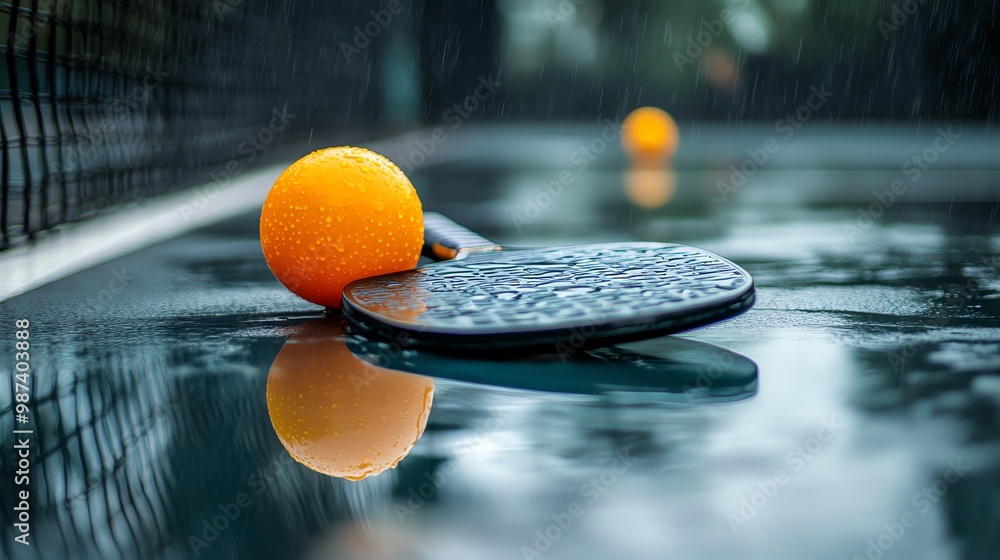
[0,125,583,302]
[0,130,454,303]
[0,165,284,302]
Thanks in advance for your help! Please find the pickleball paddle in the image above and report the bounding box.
[342,213,754,353]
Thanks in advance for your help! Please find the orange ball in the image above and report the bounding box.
[266,320,434,480]
[260,147,423,309]
[622,107,680,164]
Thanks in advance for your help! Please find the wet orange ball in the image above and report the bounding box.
[260,147,424,309]
[622,107,680,164]
[266,320,435,480]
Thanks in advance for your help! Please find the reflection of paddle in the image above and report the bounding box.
[343,213,755,354]
[348,329,758,405]
[266,320,434,480]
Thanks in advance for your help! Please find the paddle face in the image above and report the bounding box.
[342,242,754,353]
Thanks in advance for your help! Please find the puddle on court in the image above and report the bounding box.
[3,158,1000,560]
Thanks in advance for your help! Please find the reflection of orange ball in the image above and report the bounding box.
[622,107,680,163]
[266,320,434,480]
[260,147,424,309]
[625,168,677,209]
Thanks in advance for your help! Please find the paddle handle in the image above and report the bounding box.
[422,212,501,261]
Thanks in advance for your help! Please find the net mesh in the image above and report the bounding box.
[0,340,374,560]
[1,0,381,249]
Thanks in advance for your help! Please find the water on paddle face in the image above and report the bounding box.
[343,242,752,338]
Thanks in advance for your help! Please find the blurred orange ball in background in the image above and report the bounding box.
[622,107,680,164]
[260,146,423,309]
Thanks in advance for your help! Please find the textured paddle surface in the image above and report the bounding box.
[344,242,752,334]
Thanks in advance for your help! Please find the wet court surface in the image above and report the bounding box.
[2,127,1000,560]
